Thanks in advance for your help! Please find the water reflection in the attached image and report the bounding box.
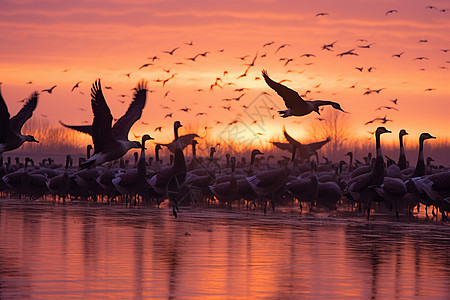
[0,200,449,299]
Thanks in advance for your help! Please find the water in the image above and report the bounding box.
[0,199,449,299]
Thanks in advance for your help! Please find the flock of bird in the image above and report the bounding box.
[0,74,449,220]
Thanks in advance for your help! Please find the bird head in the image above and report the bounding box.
[331,102,347,113]
[420,133,436,142]
[141,134,153,148]
[376,127,391,136]
[399,129,408,137]
[26,135,39,143]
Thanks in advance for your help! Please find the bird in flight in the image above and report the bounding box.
[337,49,358,57]
[321,41,337,51]
[162,47,179,55]
[42,85,57,93]
[261,70,346,118]
[385,9,398,15]
[375,106,399,111]
[275,44,291,54]
[139,63,153,70]
[263,41,274,47]
[358,43,375,48]
[315,12,329,17]
[71,81,82,92]
[392,51,405,58]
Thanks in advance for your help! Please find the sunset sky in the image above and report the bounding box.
[1,0,450,150]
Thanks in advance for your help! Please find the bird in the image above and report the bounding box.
[139,63,153,70]
[80,80,143,169]
[315,12,329,17]
[321,41,337,51]
[385,9,398,15]
[112,134,153,195]
[261,70,346,118]
[209,157,238,206]
[0,88,39,154]
[392,52,405,58]
[263,41,274,47]
[71,81,82,92]
[345,127,391,219]
[358,43,375,48]
[375,106,398,111]
[275,44,290,54]
[336,49,358,57]
[397,129,408,170]
[162,47,179,55]
[60,80,148,139]
[147,121,187,217]
[41,85,57,93]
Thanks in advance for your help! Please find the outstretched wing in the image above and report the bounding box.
[112,80,148,140]
[0,86,13,143]
[272,142,294,152]
[59,121,92,136]
[305,137,330,152]
[261,70,306,109]
[9,91,38,134]
[90,80,116,154]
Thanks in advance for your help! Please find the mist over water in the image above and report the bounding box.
[1,199,448,299]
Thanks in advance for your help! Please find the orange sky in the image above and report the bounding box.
[1,0,450,149]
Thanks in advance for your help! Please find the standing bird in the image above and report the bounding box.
[0,88,39,154]
[261,70,346,118]
[80,80,143,169]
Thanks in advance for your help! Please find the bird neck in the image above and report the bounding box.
[192,143,197,158]
[155,147,160,162]
[138,147,146,177]
[373,132,385,178]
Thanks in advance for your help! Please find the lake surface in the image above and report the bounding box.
[0,199,449,299]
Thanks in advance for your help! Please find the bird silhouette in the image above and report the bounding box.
[261,70,346,118]
[41,85,57,93]
[162,47,179,55]
[392,51,405,58]
[385,9,398,15]
[275,44,290,54]
[71,81,82,92]
[0,88,39,154]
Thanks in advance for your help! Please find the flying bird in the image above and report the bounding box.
[275,44,291,54]
[261,70,346,118]
[0,89,39,154]
[392,52,405,58]
[71,81,82,92]
[385,9,398,15]
[162,47,179,55]
[79,80,144,168]
[315,12,329,17]
[139,63,153,70]
[41,85,57,93]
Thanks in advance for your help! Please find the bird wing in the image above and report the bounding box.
[59,121,92,136]
[261,70,306,110]
[304,137,330,151]
[9,91,38,134]
[90,80,117,154]
[0,87,13,143]
[112,80,147,140]
[271,142,294,152]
